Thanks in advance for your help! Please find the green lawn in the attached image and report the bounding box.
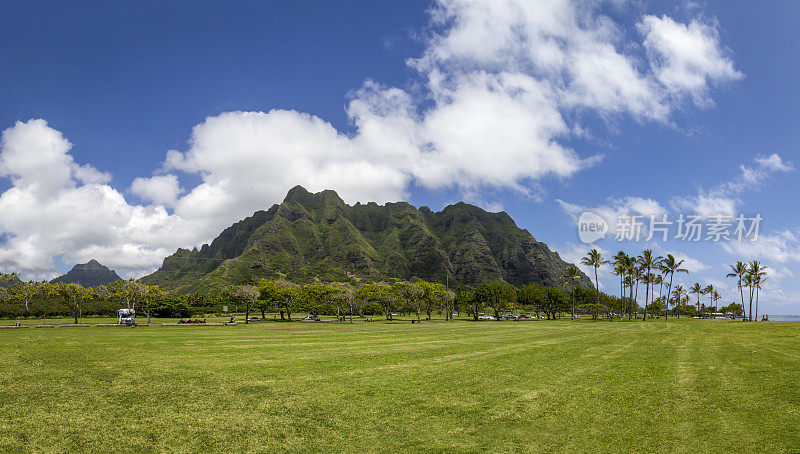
[0,319,798,453]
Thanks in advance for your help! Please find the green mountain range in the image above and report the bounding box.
[142,186,592,293]
[51,260,122,287]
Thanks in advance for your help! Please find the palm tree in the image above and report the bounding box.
[660,254,688,321]
[671,285,686,318]
[689,283,703,313]
[747,261,767,321]
[581,249,608,322]
[629,264,643,319]
[702,284,714,312]
[653,274,665,317]
[755,276,767,321]
[562,265,581,320]
[726,261,748,320]
[643,272,657,317]
[612,251,629,319]
[623,274,635,319]
[743,273,754,321]
[712,290,722,311]
[637,250,662,321]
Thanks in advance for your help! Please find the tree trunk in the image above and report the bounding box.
[666,273,673,321]
[571,288,575,320]
[738,277,744,320]
[594,267,600,322]
[755,288,760,321]
[642,276,649,321]
[629,281,634,320]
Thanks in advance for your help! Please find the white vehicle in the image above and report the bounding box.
[478,315,496,320]
[118,309,135,325]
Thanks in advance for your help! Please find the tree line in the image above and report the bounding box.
[0,253,769,323]
[0,277,178,322]
[576,248,768,321]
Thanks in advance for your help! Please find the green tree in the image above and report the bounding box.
[356,283,392,320]
[474,281,516,320]
[420,282,446,320]
[141,285,165,324]
[612,251,629,318]
[726,261,748,320]
[463,291,483,321]
[109,280,146,323]
[702,284,714,312]
[395,282,424,321]
[258,280,284,320]
[53,282,94,324]
[636,250,662,321]
[276,281,301,321]
[671,284,687,318]
[689,283,703,313]
[626,259,642,319]
[747,260,767,321]
[562,265,581,320]
[330,283,354,322]
[518,284,545,318]
[653,273,665,315]
[7,280,45,314]
[228,285,260,323]
[442,290,456,321]
[660,254,688,321]
[301,283,338,318]
[581,249,608,321]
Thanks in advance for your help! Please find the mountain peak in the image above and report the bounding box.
[51,260,122,287]
[283,185,312,203]
[143,186,592,292]
[282,186,346,211]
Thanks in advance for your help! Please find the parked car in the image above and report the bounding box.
[478,315,495,320]
[302,316,320,322]
[247,317,261,322]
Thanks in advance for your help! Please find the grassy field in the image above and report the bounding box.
[0,319,798,453]
[0,313,339,326]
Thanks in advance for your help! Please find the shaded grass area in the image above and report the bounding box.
[0,319,798,452]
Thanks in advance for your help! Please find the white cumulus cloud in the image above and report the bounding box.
[0,120,196,279]
[671,153,793,218]
[0,1,744,279]
[130,174,182,208]
[639,15,743,106]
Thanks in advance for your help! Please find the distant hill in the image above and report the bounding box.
[0,274,21,288]
[51,260,122,287]
[142,186,592,293]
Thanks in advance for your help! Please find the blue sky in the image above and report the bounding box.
[1,1,799,314]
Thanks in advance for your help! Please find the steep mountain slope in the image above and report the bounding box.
[142,186,592,293]
[51,260,122,287]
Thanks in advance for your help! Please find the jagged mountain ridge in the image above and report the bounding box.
[51,260,122,287]
[142,186,592,292]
